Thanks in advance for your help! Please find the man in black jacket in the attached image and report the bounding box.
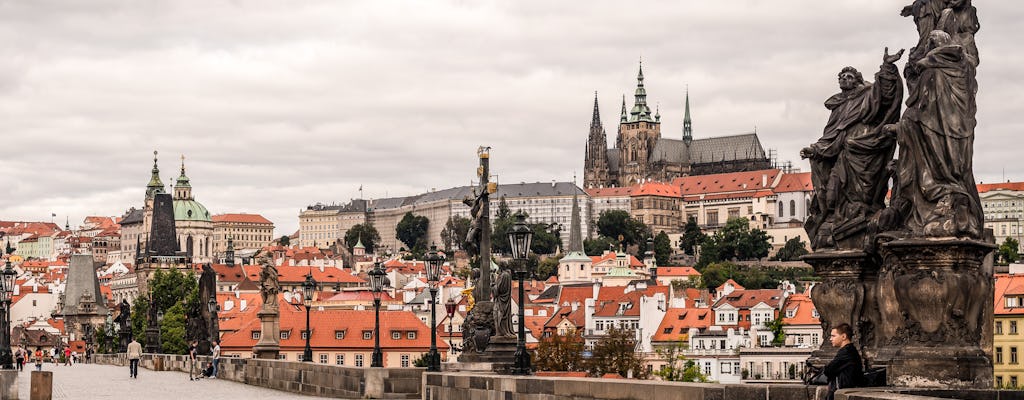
[824,323,862,400]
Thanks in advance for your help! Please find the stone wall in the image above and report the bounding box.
[423,371,830,400]
[94,353,422,399]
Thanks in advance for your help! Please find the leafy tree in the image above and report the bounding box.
[653,231,672,266]
[698,218,771,266]
[595,210,652,255]
[396,212,430,255]
[130,295,150,342]
[698,262,735,290]
[533,332,585,372]
[160,301,189,354]
[583,236,617,256]
[999,237,1020,265]
[279,235,290,246]
[344,223,381,254]
[530,223,562,255]
[440,216,471,252]
[129,268,199,354]
[535,256,561,280]
[679,218,705,256]
[95,325,112,354]
[772,237,809,261]
[586,326,647,379]
[496,195,512,220]
[765,315,786,347]
[413,352,430,367]
[654,340,706,382]
[490,210,517,255]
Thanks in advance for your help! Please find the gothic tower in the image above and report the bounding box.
[683,88,693,144]
[617,61,662,186]
[583,92,611,188]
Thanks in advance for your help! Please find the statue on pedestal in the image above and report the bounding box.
[492,266,514,337]
[802,48,904,250]
[259,254,280,310]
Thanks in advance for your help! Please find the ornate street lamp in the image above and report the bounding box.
[302,272,317,363]
[508,213,534,375]
[105,309,114,354]
[0,260,15,369]
[424,245,444,372]
[445,298,456,359]
[368,262,387,367]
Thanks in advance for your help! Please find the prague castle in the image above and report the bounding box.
[583,63,772,188]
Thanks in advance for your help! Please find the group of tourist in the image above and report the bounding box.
[12,345,92,371]
[123,338,221,381]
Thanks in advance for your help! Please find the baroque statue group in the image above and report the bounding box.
[801,0,990,389]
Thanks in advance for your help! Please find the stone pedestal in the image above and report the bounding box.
[30,371,51,400]
[803,250,879,368]
[879,238,994,389]
[253,308,280,359]
[0,370,18,400]
[144,327,160,354]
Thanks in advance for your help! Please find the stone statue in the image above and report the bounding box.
[884,30,982,239]
[801,48,905,250]
[901,0,979,84]
[115,299,131,332]
[492,266,514,337]
[258,253,280,309]
[463,190,485,258]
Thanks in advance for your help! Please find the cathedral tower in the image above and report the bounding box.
[583,92,611,188]
[617,61,662,186]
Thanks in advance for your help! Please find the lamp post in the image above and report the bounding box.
[368,262,387,367]
[0,260,15,369]
[445,298,456,359]
[424,245,444,372]
[302,273,317,363]
[508,213,534,375]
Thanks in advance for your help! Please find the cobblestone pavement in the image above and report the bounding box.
[15,363,334,399]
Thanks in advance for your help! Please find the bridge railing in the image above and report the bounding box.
[94,353,421,399]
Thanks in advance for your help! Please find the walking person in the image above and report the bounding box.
[824,323,863,400]
[33,347,43,371]
[211,340,221,379]
[126,338,143,379]
[15,347,24,372]
[64,347,72,366]
[188,341,198,381]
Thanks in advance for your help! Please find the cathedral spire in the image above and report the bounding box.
[683,87,693,143]
[145,150,165,199]
[620,94,628,122]
[568,176,583,253]
[629,59,653,122]
[590,91,602,130]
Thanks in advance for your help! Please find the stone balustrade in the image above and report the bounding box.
[94,353,422,399]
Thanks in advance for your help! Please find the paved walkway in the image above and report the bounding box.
[14,363,333,399]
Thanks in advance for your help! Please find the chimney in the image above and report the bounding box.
[239,299,247,311]
[571,302,579,312]
[593,280,600,299]
[762,174,768,188]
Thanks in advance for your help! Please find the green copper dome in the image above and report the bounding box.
[174,199,211,222]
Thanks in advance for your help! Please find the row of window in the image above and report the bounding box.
[253,330,418,341]
[995,346,1018,364]
[995,375,1020,388]
[288,353,413,368]
[996,320,1020,334]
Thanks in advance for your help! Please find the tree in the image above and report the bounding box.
[586,326,647,379]
[653,231,672,266]
[344,223,381,254]
[772,237,809,261]
[698,218,771,266]
[679,218,705,256]
[440,216,471,252]
[698,262,735,290]
[765,315,787,347]
[160,301,189,355]
[129,268,198,354]
[595,210,652,255]
[396,212,430,255]
[583,236,617,256]
[535,256,560,280]
[130,295,150,342]
[279,235,290,246]
[490,210,517,255]
[654,340,706,382]
[530,223,562,255]
[496,195,512,220]
[533,332,585,372]
[999,237,1020,265]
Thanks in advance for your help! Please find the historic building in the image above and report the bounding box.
[583,63,771,189]
[212,213,275,254]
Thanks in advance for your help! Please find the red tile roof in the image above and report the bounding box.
[781,294,819,326]
[592,286,670,317]
[630,182,681,198]
[774,172,813,193]
[652,308,713,342]
[715,279,744,292]
[712,289,785,310]
[590,252,644,268]
[657,266,701,277]
[995,274,1024,315]
[978,182,1024,193]
[212,213,274,224]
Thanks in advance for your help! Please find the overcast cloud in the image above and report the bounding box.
[0,1,1020,236]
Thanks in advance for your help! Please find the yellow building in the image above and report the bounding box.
[994,273,1024,388]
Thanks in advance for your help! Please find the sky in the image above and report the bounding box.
[0,1,1021,236]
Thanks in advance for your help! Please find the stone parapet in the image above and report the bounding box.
[95,353,422,398]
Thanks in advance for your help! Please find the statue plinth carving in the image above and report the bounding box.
[879,238,993,388]
[803,251,880,368]
[254,252,281,359]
